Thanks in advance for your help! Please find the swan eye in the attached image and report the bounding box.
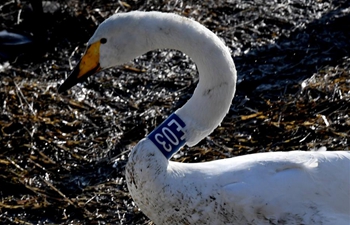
[100,38,107,44]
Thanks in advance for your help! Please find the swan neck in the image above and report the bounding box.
[144,15,237,147]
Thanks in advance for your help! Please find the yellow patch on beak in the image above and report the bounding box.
[77,41,102,78]
[58,40,103,93]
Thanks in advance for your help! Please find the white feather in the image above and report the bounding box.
[70,11,350,225]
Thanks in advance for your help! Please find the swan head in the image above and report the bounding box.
[58,12,153,93]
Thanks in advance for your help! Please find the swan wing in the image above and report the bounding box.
[217,151,350,224]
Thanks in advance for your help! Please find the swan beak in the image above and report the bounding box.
[58,41,102,93]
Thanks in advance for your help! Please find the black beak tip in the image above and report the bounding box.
[57,66,82,93]
[57,63,100,94]
[57,76,76,93]
[57,83,68,93]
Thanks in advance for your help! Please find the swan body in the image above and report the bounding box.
[58,11,350,225]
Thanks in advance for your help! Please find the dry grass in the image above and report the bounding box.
[0,0,349,224]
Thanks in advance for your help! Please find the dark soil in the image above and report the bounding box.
[0,0,349,224]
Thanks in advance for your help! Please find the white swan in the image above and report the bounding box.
[58,11,350,225]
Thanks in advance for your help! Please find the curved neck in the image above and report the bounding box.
[140,13,237,147]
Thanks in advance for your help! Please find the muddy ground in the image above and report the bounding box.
[0,0,349,224]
